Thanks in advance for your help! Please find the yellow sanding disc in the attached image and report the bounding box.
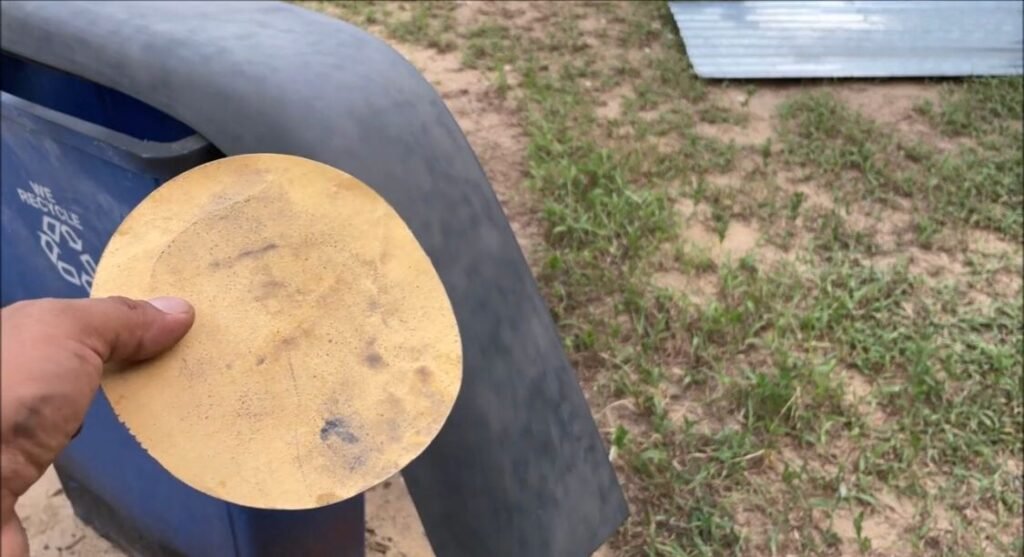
[92,153,462,510]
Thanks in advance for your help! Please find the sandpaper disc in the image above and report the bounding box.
[91,153,462,510]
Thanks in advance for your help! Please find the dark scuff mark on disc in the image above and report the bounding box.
[237,242,279,260]
[320,417,359,444]
[364,350,384,369]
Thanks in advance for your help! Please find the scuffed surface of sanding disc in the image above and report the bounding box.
[92,154,462,510]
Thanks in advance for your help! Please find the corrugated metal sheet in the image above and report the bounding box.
[668,1,1024,79]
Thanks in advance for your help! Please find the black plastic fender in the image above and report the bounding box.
[0,2,628,556]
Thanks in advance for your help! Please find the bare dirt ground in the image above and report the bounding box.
[17,468,121,556]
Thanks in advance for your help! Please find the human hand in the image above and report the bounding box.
[0,296,195,557]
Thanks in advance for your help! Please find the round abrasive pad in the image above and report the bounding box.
[92,154,462,510]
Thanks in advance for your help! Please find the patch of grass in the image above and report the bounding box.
[674,242,717,274]
[737,355,847,438]
[808,208,878,258]
[778,91,1023,239]
[624,425,753,555]
[777,92,896,201]
[298,1,456,51]
[533,142,676,279]
[634,238,1020,552]
[462,23,515,71]
[698,103,750,126]
[876,294,1024,468]
[380,2,456,51]
[913,215,941,249]
[694,256,1020,553]
[298,1,384,27]
[786,191,806,222]
[922,138,1023,237]
[915,77,1024,138]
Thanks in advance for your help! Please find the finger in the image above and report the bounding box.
[0,512,28,557]
[65,296,196,363]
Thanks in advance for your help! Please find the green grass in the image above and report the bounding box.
[697,104,750,126]
[915,77,1024,138]
[778,90,1023,239]
[299,1,457,50]
[777,93,893,197]
[463,23,516,71]
[304,2,1023,555]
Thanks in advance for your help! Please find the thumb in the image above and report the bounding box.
[67,296,196,363]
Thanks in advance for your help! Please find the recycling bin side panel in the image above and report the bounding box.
[1,55,239,556]
[1,54,364,557]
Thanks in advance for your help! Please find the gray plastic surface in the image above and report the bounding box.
[0,2,628,556]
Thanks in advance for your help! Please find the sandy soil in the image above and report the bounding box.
[16,467,122,556]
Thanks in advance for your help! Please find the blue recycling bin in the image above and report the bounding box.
[1,52,365,556]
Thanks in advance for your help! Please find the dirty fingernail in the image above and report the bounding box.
[147,296,194,314]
